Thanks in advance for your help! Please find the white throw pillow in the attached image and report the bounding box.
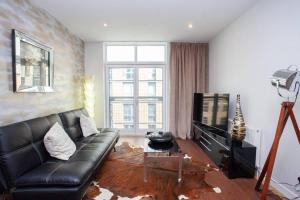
[44,123,76,160]
[80,114,99,137]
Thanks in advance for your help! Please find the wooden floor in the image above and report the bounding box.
[118,136,285,200]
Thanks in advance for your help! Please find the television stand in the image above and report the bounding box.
[192,122,256,179]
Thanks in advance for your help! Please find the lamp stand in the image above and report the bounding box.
[255,102,300,200]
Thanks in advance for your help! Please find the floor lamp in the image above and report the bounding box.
[83,75,95,118]
[255,66,300,200]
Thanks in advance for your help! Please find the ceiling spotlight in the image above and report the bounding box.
[103,23,108,27]
[188,23,193,29]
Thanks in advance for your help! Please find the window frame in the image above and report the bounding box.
[104,42,168,135]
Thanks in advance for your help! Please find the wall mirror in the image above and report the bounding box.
[12,29,54,92]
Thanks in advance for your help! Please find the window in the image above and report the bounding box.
[123,104,134,129]
[25,66,30,76]
[148,82,156,96]
[105,43,166,134]
[203,101,209,112]
[148,125,156,129]
[220,117,227,125]
[123,82,133,96]
[106,46,135,62]
[21,77,25,85]
[151,68,156,80]
[203,117,208,124]
[124,104,133,122]
[33,66,40,77]
[125,68,134,80]
[137,46,165,62]
[148,104,156,129]
[33,77,40,86]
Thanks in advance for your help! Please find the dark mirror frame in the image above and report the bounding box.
[12,29,54,93]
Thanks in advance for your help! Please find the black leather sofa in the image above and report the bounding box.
[0,108,119,200]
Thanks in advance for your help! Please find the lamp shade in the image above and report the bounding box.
[83,75,95,118]
[271,69,297,91]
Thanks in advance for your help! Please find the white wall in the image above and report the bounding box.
[84,42,106,128]
[209,0,300,198]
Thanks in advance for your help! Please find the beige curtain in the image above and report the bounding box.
[169,42,209,139]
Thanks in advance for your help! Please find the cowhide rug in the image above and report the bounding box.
[83,142,220,200]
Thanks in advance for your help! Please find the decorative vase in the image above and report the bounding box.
[230,94,246,141]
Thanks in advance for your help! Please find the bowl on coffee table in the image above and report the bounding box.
[146,131,173,143]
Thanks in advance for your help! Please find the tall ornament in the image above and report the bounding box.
[230,94,246,141]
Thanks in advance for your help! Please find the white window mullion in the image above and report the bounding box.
[134,67,139,134]
[105,65,110,128]
[134,45,138,62]
[162,64,167,131]
[134,45,138,134]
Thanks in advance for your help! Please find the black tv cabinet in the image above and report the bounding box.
[192,122,256,179]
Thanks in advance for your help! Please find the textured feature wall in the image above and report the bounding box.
[0,0,84,125]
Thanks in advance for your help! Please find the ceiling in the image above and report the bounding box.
[30,0,258,42]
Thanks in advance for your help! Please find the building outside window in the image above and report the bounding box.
[123,82,133,97]
[203,101,209,112]
[123,104,134,129]
[148,82,156,96]
[33,78,40,86]
[151,68,156,80]
[148,104,156,129]
[125,68,134,80]
[21,77,25,85]
[105,43,167,134]
[25,66,31,76]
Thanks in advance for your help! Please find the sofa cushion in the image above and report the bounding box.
[59,109,89,141]
[78,132,119,144]
[73,132,119,162]
[15,161,94,187]
[70,145,107,163]
[80,114,99,137]
[44,123,76,160]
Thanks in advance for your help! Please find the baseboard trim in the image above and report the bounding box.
[270,177,299,199]
[256,169,299,199]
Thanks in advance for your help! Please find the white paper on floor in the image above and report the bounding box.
[92,181,152,200]
[117,195,150,200]
[178,194,189,199]
[94,187,114,200]
[213,187,222,193]
[183,154,192,160]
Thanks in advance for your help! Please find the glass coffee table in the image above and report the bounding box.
[144,138,184,183]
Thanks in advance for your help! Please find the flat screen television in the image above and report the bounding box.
[193,93,229,132]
